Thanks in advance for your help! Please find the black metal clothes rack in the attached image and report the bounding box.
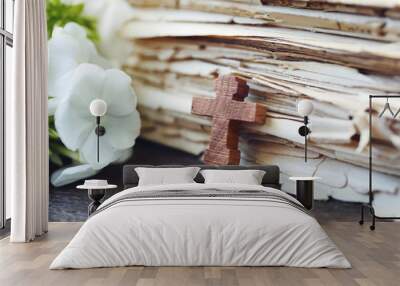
[359,95,400,230]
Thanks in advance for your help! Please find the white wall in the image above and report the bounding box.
[5,44,13,219]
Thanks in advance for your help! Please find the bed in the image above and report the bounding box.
[50,165,350,269]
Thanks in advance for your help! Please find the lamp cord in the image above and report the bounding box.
[97,128,99,162]
[96,116,100,162]
[305,132,307,163]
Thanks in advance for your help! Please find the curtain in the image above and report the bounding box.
[9,0,48,242]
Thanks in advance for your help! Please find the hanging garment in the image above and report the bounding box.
[394,107,400,119]
[379,97,395,118]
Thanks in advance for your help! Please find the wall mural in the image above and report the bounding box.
[47,0,140,186]
[47,0,400,217]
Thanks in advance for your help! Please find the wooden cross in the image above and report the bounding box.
[191,75,266,165]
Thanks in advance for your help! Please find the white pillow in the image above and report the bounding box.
[135,167,200,186]
[200,169,266,185]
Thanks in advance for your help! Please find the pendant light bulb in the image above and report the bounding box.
[297,100,314,117]
[89,99,108,117]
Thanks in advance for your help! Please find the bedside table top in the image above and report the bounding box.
[77,184,117,190]
[289,177,321,181]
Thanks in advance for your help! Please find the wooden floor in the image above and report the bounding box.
[0,222,399,286]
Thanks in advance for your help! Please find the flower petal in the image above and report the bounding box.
[48,98,59,116]
[68,64,107,114]
[51,164,99,187]
[102,111,141,150]
[66,0,135,66]
[56,22,87,39]
[55,98,94,150]
[101,69,137,116]
[79,130,123,169]
[48,23,111,98]
[53,23,111,69]
[48,24,91,97]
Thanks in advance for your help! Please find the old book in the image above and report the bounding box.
[121,0,400,216]
[130,0,400,41]
[260,0,400,19]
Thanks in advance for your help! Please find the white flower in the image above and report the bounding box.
[51,164,100,187]
[62,0,134,67]
[55,63,141,169]
[48,22,111,102]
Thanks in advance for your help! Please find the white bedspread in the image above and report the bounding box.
[50,183,350,269]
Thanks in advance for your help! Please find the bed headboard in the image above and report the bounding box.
[123,165,281,190]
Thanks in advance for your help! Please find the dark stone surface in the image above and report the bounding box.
[49,139,361,223]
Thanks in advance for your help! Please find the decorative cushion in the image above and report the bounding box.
[135,167,201,186]
[200,169,266,185]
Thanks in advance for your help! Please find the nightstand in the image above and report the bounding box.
[77,183,117,216]
[289,177,321,210]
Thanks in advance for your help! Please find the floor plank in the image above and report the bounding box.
[0,222,399,286]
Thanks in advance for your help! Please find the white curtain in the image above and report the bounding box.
[9,0,49,242]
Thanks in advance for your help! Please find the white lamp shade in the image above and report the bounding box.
[297,100,314,117]
[89,99,107,117]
